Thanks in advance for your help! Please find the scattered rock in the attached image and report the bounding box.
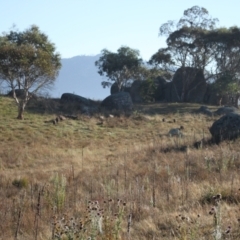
[195,106,213,116]
[64,115,78,120]
[168,126,184,137]
[58,115,66,121]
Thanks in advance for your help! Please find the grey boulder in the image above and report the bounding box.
[101,92,133,111]
[209,112,240,143]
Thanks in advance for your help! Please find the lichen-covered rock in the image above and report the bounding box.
[209,113,240,143]
[101,92,133,111]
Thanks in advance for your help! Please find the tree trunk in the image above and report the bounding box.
[234,93,240,109]
[218,97,222,106]
[17,104,25,120]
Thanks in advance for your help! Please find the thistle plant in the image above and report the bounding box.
[175,213,201,240]
[209,194,222,240]
[51,199,127,240]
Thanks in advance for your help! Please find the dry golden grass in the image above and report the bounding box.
[1,95,240,239]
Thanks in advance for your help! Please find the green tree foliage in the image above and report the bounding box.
[133,66,170,103]
[0,25,61,119]
[200,27,240,106]
[95,46,142,91]
[139,78,158,103]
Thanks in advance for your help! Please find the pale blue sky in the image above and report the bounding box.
[1,1,240,61]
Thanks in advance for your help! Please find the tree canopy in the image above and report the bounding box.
[0,25,61,119]
[95,46,143,91]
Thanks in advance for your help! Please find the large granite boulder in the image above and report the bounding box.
[153,77,168,101]
[61,93,94,106]
[214,106,239,116]
[60,93,100,114]
[170,67,206,103]
[130,80,143,103]
[101,92,133,111]
[110,82,131,95]
[7,89,36,99]
[110,83,119,95]
[209,113,240,143]
[164,82,174,102]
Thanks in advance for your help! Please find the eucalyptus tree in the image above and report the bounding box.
[95,46,142,91]
[203,27,240,106]
[149,6,219,101]
[0,25,61,119]
[153,6,218,69]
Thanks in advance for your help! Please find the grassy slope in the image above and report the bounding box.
[1,96,240,239]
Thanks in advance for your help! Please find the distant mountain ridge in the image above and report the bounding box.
[51,55,110,100]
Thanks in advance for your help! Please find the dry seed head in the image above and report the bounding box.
[209,207,215,215]
[216,194,222,199]
[225,226,231,234]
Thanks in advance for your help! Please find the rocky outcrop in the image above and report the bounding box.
[101,92,133,111]
[209,113,240,143]
[108,67,206,104]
